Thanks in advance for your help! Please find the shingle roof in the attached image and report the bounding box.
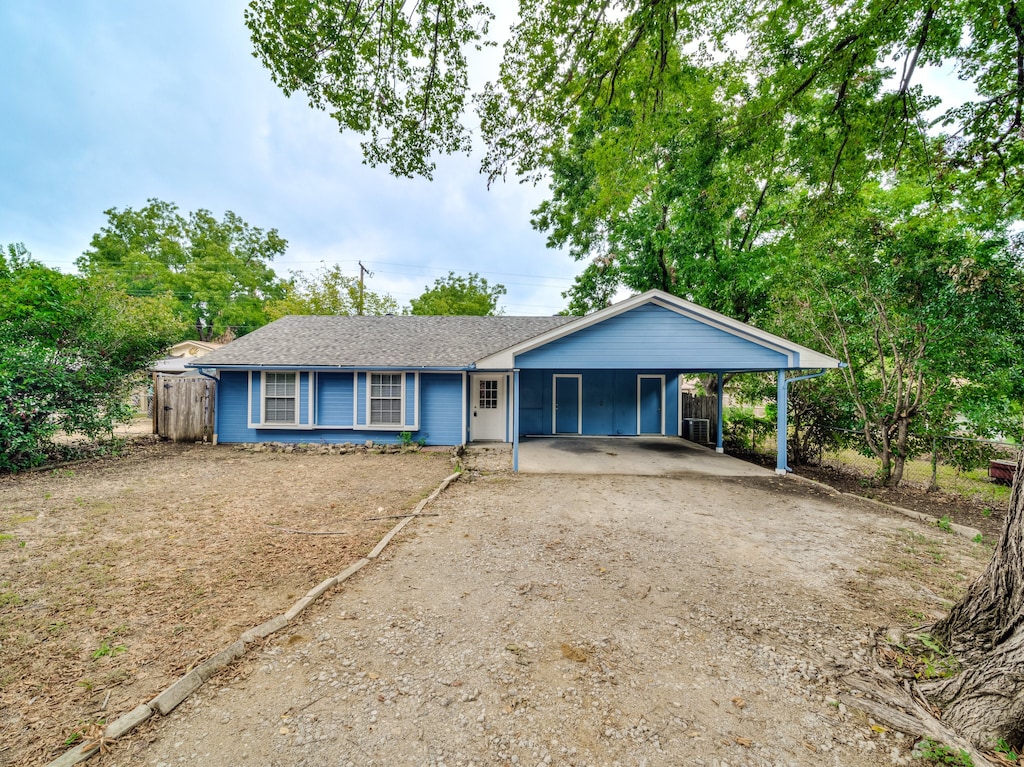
[194,314,576,369]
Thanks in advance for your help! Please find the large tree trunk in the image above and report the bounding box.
[923,451,1024,749]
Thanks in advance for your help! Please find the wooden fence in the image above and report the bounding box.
[679,393,718,444]
[154,373,216,443]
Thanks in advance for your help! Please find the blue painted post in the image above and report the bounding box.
[715,372,724,453]
[776,369,788,475]
[513,369,520,473]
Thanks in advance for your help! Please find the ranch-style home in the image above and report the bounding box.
[190,289,841,473]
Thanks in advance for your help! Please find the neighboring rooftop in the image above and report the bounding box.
[194,314,576,369]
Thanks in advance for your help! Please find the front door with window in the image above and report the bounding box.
[471,375,506,441]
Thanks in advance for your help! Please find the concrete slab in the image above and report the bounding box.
[515,436,774,477]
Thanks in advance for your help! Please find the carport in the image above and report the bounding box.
[516,436,775,477]
[472,290,842,475]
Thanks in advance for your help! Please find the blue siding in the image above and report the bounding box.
[316,372,354,426]
[518,369,681,436]
[299,372,310,425]
[219,371,253,442]
[356,373,367,424]
[419,373,464,445]
[405,374,416,425]
[216,369,461,446]
[250,373,261,424]
[516,304,789,370]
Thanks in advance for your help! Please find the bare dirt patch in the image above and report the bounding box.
[0,442,455,766]
[792,464,1009,542]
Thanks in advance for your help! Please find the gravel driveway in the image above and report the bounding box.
[122,468,986,767]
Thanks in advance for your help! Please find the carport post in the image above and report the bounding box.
[715,372,724,453]
[776,368,829,475]
[512,369,520,473]
[776,369,788,475]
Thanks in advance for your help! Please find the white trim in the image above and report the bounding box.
[304,371,314,426]
[247,370,254,428]
[637,374,666,435]
[461,371,468,444]
[505,373,511,442]
[363,371,410,431]
[252,370,313,431]
[413,371,420,428]
[676,374,683,437]
[552,374,583,435]
[474,289,843,370]
[353,372,361,426]
[469,373,508,442]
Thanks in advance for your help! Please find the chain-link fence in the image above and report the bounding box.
[813,429,1018,505]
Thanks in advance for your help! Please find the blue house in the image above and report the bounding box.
[191,290,841,473]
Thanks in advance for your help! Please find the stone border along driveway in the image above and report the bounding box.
[44,471,463,767]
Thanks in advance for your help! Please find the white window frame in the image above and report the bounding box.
[249,371,313,430]
[359,371,419,431]
[369,372,404,426]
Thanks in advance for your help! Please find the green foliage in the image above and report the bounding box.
[77,199,289,340]
[90,639,126,659]
[246,0,493,179]
[0,244,177,471]
[913,738,974,766]
[409,271,506,315]
[722,407,774,453]
[995,738,1019,762]
[784,181,1024,484]
[269,264,399,317]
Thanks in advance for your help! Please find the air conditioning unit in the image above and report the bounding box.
[683,418,710,444]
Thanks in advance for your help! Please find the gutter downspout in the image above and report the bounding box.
[195,367,220,445]
[776,368,830,475]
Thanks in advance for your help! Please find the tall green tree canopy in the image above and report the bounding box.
[246,0,1024,198]
[78,199,290,341]
[782,180,1024,484]
[0,244,178,471]
[409,271,506,315]
[269,264,400,316]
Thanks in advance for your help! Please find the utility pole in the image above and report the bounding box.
[358,261,371,316]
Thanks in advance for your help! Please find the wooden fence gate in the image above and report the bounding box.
[679,392,718,445]
[154,374,216,443]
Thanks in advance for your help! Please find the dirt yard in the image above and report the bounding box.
[0,441,456,767]
[118,463,989,766]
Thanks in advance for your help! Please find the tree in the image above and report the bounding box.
[0,244,178,471]
[783,180,1024,486]
[78,199,290,341]
[245,0,1024,204]
[268,264,399,317]
[409,271,506,315]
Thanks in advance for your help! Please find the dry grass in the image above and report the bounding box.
[0,441,455,766]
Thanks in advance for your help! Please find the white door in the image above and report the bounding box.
[471,375,506,441]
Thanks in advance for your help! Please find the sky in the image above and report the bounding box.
[0,2,581,315]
